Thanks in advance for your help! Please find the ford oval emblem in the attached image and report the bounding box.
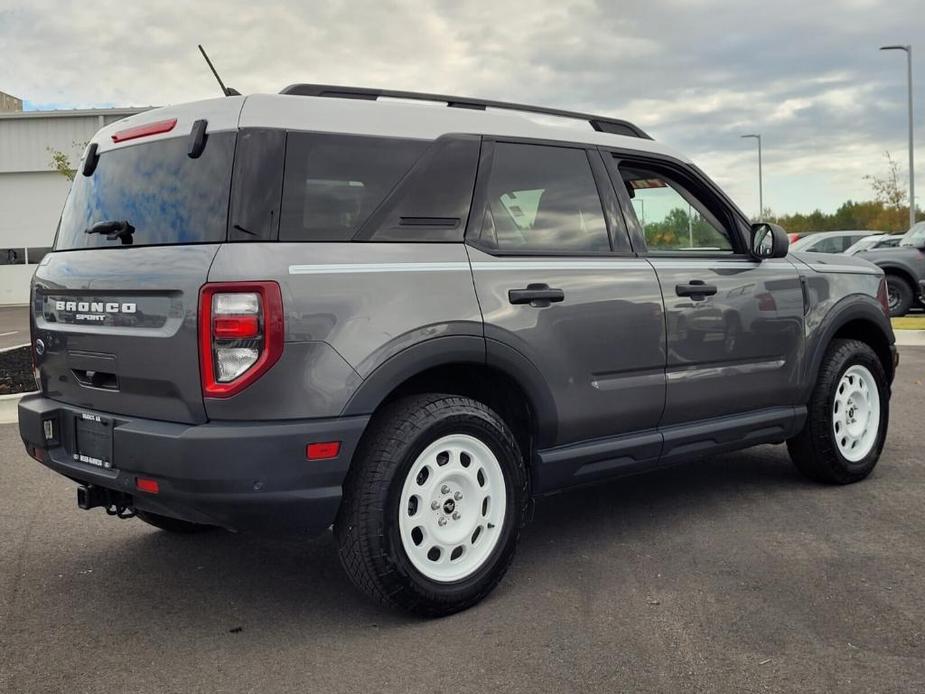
[34,338,45,356]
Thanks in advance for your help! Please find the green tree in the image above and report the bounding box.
[644,207,722,249]
[47,140,88,181]
[865,151,907,210]
[47,147,76,180]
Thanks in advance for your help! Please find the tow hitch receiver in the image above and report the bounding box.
[77,484,135,518]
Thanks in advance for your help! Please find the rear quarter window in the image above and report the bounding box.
[278,133,429,242]
[56,133,235,250]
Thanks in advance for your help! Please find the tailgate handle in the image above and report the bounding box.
[73,369,119,391]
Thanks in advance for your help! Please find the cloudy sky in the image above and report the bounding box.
[2,0,922,216]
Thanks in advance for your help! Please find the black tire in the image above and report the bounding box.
[885,275,913,317]
[787,339,889,484]
[135,510,214,533]
[334,394,529,617]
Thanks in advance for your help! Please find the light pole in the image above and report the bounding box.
[741,134,763,218]
[880,44,915,229]
[688,203,694,247]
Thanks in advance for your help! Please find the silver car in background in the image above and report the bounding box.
[790,230,884,254]
[845,234,903,255]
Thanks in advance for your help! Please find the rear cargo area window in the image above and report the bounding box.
[279,133,428,242]
[55,133,235,250]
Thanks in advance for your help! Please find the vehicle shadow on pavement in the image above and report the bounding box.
[526,443,805,538]
[59,444,811,628]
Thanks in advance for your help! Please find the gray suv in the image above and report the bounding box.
[19,86,897,616]
[851,221,925,316]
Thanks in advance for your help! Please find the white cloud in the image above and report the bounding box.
[1,0,922,215]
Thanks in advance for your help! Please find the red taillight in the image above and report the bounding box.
[199,282,284,398]
[135,478,159,494]
[756,291,777,312]
[877,277,890,317]
[213,315,260,339]
[111,118,177,143]
[306,442,341,460]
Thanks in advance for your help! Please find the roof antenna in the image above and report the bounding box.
[198,44,240,96]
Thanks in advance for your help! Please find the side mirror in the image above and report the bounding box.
[750,222,789,260]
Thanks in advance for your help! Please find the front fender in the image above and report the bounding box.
[800,294,894,402]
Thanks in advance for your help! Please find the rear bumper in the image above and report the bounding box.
[18,395,368,534]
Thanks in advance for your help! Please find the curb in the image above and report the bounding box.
[0,391,34,425]
[0,342,29,354]
[894,329,925,347]
[0,391,37,401]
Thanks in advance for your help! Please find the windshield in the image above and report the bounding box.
[845,237,877,255]
[56,133,235,250]
[900,221,925,247]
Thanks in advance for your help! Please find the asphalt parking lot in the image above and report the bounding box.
[0,306,29,351]
[1,350,924,693]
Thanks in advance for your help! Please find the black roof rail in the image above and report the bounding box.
[278,84,653,140]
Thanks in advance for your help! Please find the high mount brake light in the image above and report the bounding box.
[111,118,177,143]
[199,282,284,398]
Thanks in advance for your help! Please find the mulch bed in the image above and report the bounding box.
[0,346,35,395]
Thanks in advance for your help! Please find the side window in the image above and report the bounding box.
[479,143,610,253]
[809,236,838,253]
[280,133,428,241]
[619,165,732,253]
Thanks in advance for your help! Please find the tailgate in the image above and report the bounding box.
[33,246,219,424]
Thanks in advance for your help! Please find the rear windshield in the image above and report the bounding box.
[55,133,235,250]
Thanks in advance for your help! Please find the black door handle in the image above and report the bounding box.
[509,283,565,307]
[676,280,718,298]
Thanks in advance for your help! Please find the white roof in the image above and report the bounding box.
[88,92,687,162]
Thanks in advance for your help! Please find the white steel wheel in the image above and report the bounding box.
[832,364,881,463]
[398,434,507,583]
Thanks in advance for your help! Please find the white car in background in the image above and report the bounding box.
[845,234,903,255]
[790,230,884,254]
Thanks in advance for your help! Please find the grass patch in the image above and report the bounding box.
[892,316,925,330]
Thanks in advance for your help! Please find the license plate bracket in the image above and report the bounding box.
[74,413,114,470]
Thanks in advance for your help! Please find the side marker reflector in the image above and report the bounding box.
[135,478,160,494]
[306,442,341,460]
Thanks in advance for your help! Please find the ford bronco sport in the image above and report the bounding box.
[19,86,896,616]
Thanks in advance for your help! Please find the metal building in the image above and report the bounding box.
[0,106,149,305]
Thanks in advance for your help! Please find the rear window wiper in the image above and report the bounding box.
[84,220,135,245]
